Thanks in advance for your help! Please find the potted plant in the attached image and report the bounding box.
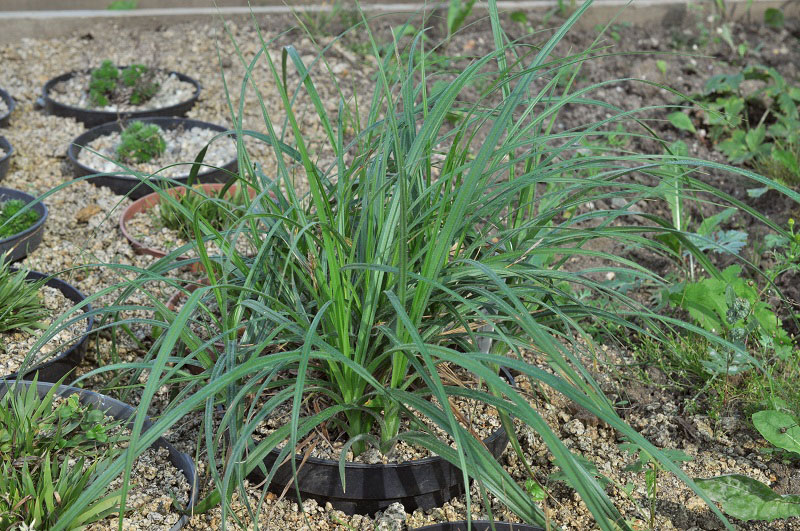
[0,258,94,382]
[40,61,201,127]
[0,87,13,127]
[68,117,238,199]
[0,378,197,530]
[0,136,12,182]
[119,182,256,268]
[0,187,47,262]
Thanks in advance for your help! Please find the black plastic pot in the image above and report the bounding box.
[0,88,14,127]
[67,117,238,199]
[0,381,198,531]
[248,370,515,515]
[0,187,47,262]
[2,270,94,383]
[40,68,201,128]
[411,522,545,531]
[0,136,12,182]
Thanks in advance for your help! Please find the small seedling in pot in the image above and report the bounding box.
[116,121,166,163]
[120,64,160,105]
[0,378,130,529]
[0,255,47,336]
[0,198,40,238]
[159,185,248,240]
[88,60,118,107]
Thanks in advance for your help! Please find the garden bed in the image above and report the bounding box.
[0,5,798,531]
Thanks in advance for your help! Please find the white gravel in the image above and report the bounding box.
[0,145,6,159]
[0,97,8,116]
[0,284,88,376]
[76,125,237,178]
[49,70,196,112]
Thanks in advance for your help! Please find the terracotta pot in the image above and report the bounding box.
[119,182,258,273]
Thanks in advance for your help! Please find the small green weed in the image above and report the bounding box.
[116,121,166,163]
[0,380,129,529]
[0,257,47,335]
[0,199,40,238]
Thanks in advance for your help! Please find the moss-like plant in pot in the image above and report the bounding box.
[0,198,40,239]
[89,60,160,107]
[57,1,800,529]
[0,379,129,529]
[116,121,166,163]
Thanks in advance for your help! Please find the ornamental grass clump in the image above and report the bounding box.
[159,185,248,241]
[0,199,39,238]
[56,1,800,530]
[0,256,47,335]
[116,121,166,163]
[0,380,129,529]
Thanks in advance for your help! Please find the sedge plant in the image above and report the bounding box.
[51,1,800,530]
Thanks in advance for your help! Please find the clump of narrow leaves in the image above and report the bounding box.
[0,380,129,529]
[116,121,166,163]
[0,199,40,238]
[0,256,47,335]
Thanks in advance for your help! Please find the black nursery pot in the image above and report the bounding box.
[40,68,201,128]
[0,87,14,127]
[0,136,12,182]
[0,381,198,531]
[248,370,516,515]
[0,187,47,262]
[412,522,545,531]
[67,117,239,199]
[2,270,94,382]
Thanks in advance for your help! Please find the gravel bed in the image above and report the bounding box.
[49,70,196,112]
[0,284,88,376]
[77,126,237,178]
[88,445,192,531]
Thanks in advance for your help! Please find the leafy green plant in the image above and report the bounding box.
[89,60,118,107]
[0,199,40,238]
[107,0,137,9]
[764,218,800,282]
[0,257,47,335]
[669,265,794,380]
[764,7,785,29]
[447,0,476,38]
[0,380,129,529]
[116,121,166,163]
[670,65,800,183]
[695,410,800,521]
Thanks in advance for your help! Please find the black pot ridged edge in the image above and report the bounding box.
[0,136,12,182]
[40,68,201,128]
[247,369,516,515]
[0,187,47,262]
[67,116,239,200]
[0,381,198,531]
[0,87,14,128]
[2,270,94,383]
[411,521,545,531]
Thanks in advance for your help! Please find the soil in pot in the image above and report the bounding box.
[0,381,195,530]
[48,62,196,113]
[245,364,513,514]
[77,121,236,180]
[0,267,92,380]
